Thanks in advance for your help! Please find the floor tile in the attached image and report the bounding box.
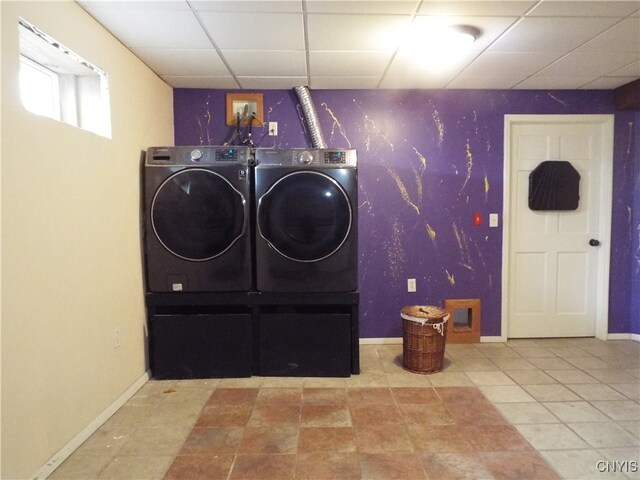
[526,357,576,370]
[97,455,174,480]
[586,369,639,384]
[73,427,132,456]
[301,404,352,427]
[567,383,629,401]
[542,401,612,423]
[463,424,533,452]
[420,451,494,480]
[48,454,112,479]
[541,448,629,479]
[351,403,402,427]
[195,404,253,428]
[427,372,474,387]
[119,426,192,456]
[180,427,244,455]
[564,355,611,370]
[466,371,515,386]
[238,426,298,454]
[347,387,394,405]
[296,452,361,479]
[610,383,640,400]
[359,453,427,479]
[386,371,432,387]
[255,387,302,405]
[567,421,640,448]
[515,423,590,450]
[164,454,235,480]
[545,369,600,384]
[480,451,561,480]
[493,402,559,424]
[391,387,439,404]
[407,424,475,453]
[490,357,537,371]
[354,424,414,453]
[445,400,509,425]
[399,402,455,425]
[435,386,487,404]
[504,369,557,385]
[229,454,296,480]
[521,383,581,402]
[207,388,259,405]
[298,426,357,453]
[302,387,348,405]
[247,404,301,427]
[478,385,536,403]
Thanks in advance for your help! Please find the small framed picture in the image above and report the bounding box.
[226,93,264,126]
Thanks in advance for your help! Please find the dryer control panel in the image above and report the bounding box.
[255,148,357,168]
[146,146,252,166]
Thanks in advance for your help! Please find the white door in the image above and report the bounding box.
[504,115,613,339]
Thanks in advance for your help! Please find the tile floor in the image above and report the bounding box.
[49,338,639,479]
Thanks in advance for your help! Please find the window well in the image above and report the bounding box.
[18,18,112,138]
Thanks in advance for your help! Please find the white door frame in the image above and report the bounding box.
[502,114,614,341]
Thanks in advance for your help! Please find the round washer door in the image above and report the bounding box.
[152,168,246,261]
[258,170,352,262]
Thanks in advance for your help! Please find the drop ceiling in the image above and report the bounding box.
[77,0,640,90]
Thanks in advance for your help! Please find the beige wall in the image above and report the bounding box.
[1,1,174,478]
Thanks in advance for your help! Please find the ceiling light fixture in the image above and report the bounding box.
[413,24,481,73]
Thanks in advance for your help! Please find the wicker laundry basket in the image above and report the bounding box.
[401,305,449,374]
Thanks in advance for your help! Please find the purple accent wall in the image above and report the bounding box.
[174,88,636,338]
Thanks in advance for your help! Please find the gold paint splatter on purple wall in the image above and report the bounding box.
[196,97,214,145]
[353,99,394,153]
[384,216,406,285]
[459,140,474,196]
[321,102,351,147]
[484,173,490,203]
[445,269,455,285]
[425,223,437,248]
[386,168,420,215]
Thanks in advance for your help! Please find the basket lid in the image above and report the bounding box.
[401,305,449,325]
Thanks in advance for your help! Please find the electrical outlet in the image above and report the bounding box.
[113,328,121,349]
[268,121,278,136]
[407,278,416,292]
[489,213,499,227]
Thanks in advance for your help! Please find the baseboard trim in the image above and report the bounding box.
[607,333,640,342]
[359,337,402,344]
[32,370,151,480]
[359,336,506,344]
[480,336,505,343]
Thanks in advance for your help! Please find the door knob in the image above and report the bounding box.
[589,239,601,247]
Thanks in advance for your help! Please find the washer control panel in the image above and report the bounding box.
[146,146,251,166]
[255,148,357,168]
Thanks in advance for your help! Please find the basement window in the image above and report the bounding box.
[18,18,112,138]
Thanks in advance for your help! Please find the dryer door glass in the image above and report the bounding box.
[258,171,352,262]
[152,169,245,261]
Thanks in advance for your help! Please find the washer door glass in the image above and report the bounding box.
[258,171,352,262]
[152,169,245,261]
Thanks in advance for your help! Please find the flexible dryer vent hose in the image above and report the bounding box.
[294,86,327,148]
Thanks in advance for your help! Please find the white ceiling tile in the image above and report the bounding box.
[515,75,598,89]
[447,75,526,89]
[306,1,419,14]
[309,76,380,89]
[577,17,640,53]
[132,48,228,75]
[192,0,303,13]
[489,16,621,52]
[238,76,308,89]
[198,12,304,50]
[609,59,640,76]
[161,75,239,88]
[462,51,564,77]
[80,6,210,48]
[581,76,639,89]
[307,14,412,51]
[540,51,639,76]
[379,75,451,88]
[79,1,189,11]
[223,50,307,76]
[410,15,519,52]
[528,1,639,17]
[385,44,475,78]
[418,1,537,16]
[309,51,391,76]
